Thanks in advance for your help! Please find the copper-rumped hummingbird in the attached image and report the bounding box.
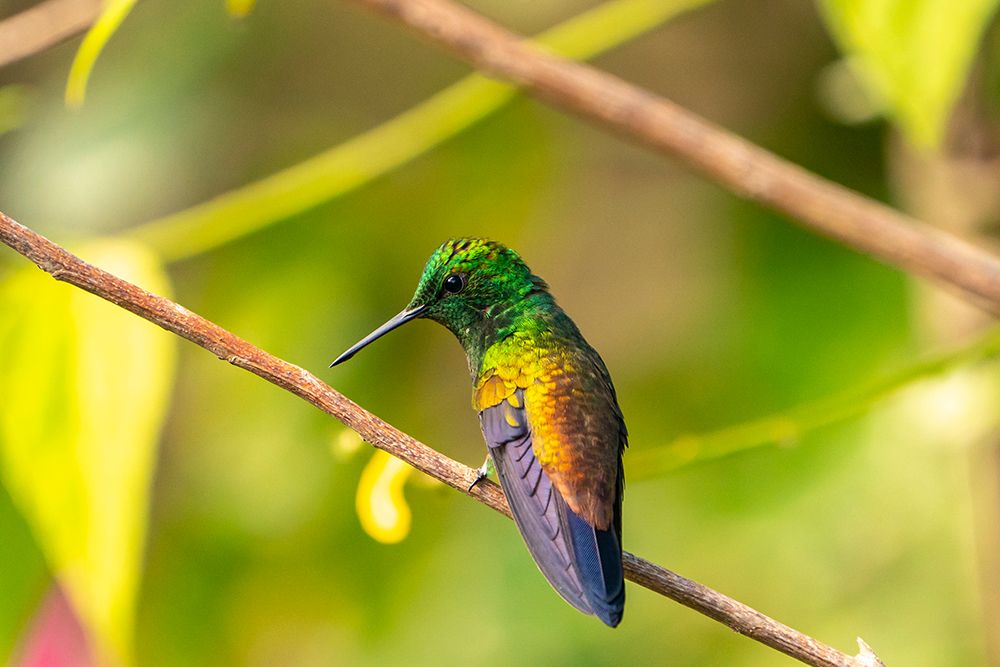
[331,239,626,626]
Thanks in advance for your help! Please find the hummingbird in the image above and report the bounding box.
[331,238,626,626]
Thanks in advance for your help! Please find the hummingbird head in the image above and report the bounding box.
[330,238,546,366]
[409,238,545,324]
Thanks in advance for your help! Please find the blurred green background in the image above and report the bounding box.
[1,0,1000,665]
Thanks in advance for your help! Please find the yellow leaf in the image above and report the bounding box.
[225,0,256,18]
[355,450,413,544]
[0,239,175,665]
[819,0,1000,149]
[65,0,139,108]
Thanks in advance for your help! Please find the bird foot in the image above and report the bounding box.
[467,459,491,492]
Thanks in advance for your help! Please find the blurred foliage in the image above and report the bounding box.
[0,483,47,660]
[126,0,715,262]
[0,0,999,665]
[65,0,139,108]
[819,0,1000,148]
[356,450,413,544]
[0,85,31,137]
[632,325,1000,478]
[225,0,257,19]
[0,241,175,664]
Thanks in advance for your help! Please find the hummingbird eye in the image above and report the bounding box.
[443,273,466,294]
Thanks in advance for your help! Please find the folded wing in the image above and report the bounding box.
[479,388,624,626]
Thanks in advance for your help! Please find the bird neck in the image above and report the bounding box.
[453,290,558,376]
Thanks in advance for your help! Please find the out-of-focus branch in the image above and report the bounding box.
[128,0,711,262]
[0,0,101,69]
[631,325,1000,479]
[0,211,882,667]
[346,0,1000,315]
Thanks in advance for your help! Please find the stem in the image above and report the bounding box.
[347,0,1000,314]
[0,210,882,667]
[126,0,711,262]
[630,327,1000,479]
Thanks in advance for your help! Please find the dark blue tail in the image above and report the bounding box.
[566,508,625,627]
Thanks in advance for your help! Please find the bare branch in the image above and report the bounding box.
[0,0,101,69]
[0,211,881,666]
[346,0,1000,315]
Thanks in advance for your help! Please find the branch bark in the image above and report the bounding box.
[0,0,101,69]
[345,0,1000,315]
[0,211,882,667]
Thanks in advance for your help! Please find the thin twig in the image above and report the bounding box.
[0,211,881,667]
[345,0,1000,315]
[0,0,101,69]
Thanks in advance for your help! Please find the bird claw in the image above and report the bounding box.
[467,460,491,492]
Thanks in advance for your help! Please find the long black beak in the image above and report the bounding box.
[329,304,427,367]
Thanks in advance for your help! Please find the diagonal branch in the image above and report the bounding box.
[0,0,101,69]
[345,0,1000,315]
[0,211,881,667]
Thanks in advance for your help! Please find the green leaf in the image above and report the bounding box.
[0,483,47,663]
[818,0,1000,148]
[0,239,176,665]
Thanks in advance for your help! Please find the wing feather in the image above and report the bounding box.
[479,386,625,625]
[480,391,591,614]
